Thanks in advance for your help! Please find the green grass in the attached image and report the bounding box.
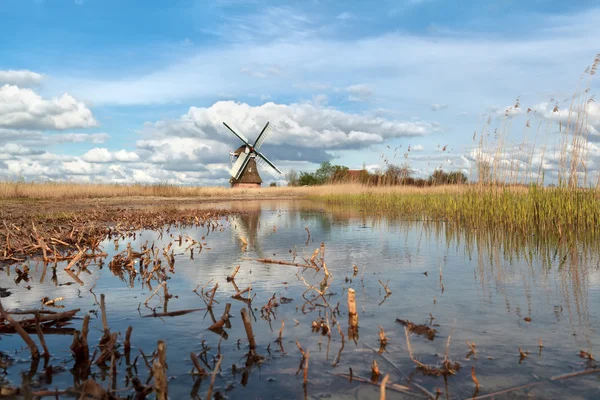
[311,186,600,243]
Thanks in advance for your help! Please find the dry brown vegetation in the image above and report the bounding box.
[0,181,477,201]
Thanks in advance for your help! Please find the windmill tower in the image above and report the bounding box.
[224,121,282,188]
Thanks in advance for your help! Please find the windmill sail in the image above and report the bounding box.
[224,120,282,185]
[253,122,272,150]
[223,122,250,145]
[230,151,250,179]
[255,150,282,177]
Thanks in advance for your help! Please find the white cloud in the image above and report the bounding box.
[412,144,424,151]
[0,85,97,130]
[178,100,433,151]
[56,7,600,110]
[0,143,42,155]
[345,84,374,102]
[0,70,44,87]
[54,133,110,144]
[81,147,140,163]
[81,148,112,163]
[114,149,140,162]
[62,159,106,175]
[431,104,448,111]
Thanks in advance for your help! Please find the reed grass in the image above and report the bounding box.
[310,184,600,243]
[0,181,303,200]
[0,181,469,200]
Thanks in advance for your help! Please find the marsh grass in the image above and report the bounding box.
[311,184,600,243]
[0,181,304,200]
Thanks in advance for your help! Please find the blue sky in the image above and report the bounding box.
[1,0,599,185]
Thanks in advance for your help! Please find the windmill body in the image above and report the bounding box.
[224,121,282,188]
[229,145,262,188]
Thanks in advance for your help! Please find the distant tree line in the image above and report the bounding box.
[285,161,468,187]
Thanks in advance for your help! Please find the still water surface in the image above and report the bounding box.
[2,200,599,399]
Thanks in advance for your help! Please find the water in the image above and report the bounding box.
[1,200,599,399]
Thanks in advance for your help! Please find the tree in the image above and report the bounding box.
[298,171,320,186]
[285,169,299,186]
[447,171,468,184]
[331,165,349,182]
[429,168,467,185]
[429,168,448,185]
[314,161,336,184]
[385,162,413,183]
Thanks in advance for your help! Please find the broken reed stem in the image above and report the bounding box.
[256,258,318,270]
[228,265,240,281]
[152,340,168,400]
[208,303,232,331]
[100,293,109,335]
[332,322,345,367]
[0,300,40,359]
[378,280,392,296]
[277,320,284,343]
[144,281,166,306]
[206,354,223,400]
[34,311,50,361]
[380,374,390,400]
[296,338,307,375]
[240,307,256,352]
[472,366,480,390]
[303,349,310,386]
[124,326,133,363]
[207,282,219,308]
[347,288,358,327]
[64,248,85,271]
[190,352,207,376]
[371,360,381,381]
[444,324,455,363]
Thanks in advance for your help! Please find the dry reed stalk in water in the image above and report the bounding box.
[144,282,167,306]
[472,366,480,390]
[0,300,40,359]
[347,288,358,326]
[64,248,86,271]
[240,308,256,353]
[100,293,109,335]
[371,360,381,382]
[209,303,232,331]
[227,265,240,282]
[206,354,223,400]
[378,326,388,354]
[152,340,168,400]
[34,311,49,361]
[466,340,477,359]
[378,280,392,296]
[190,352,207,376]
[303,349,310,386]
[380,374,390,400]
[42,296,64,306]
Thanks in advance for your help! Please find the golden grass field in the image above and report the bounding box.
[0,180,477,200]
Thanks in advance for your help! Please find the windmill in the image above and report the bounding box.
[224,121,283,188]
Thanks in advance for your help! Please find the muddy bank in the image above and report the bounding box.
[0,194,301,225]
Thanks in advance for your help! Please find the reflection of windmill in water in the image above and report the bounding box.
[230,203,282,259]
[223,121,283,188]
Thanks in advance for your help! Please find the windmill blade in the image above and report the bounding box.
[223,122,250,145]
[229,151,250,179]
[255,150,282,177]
[253,122,272,150]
